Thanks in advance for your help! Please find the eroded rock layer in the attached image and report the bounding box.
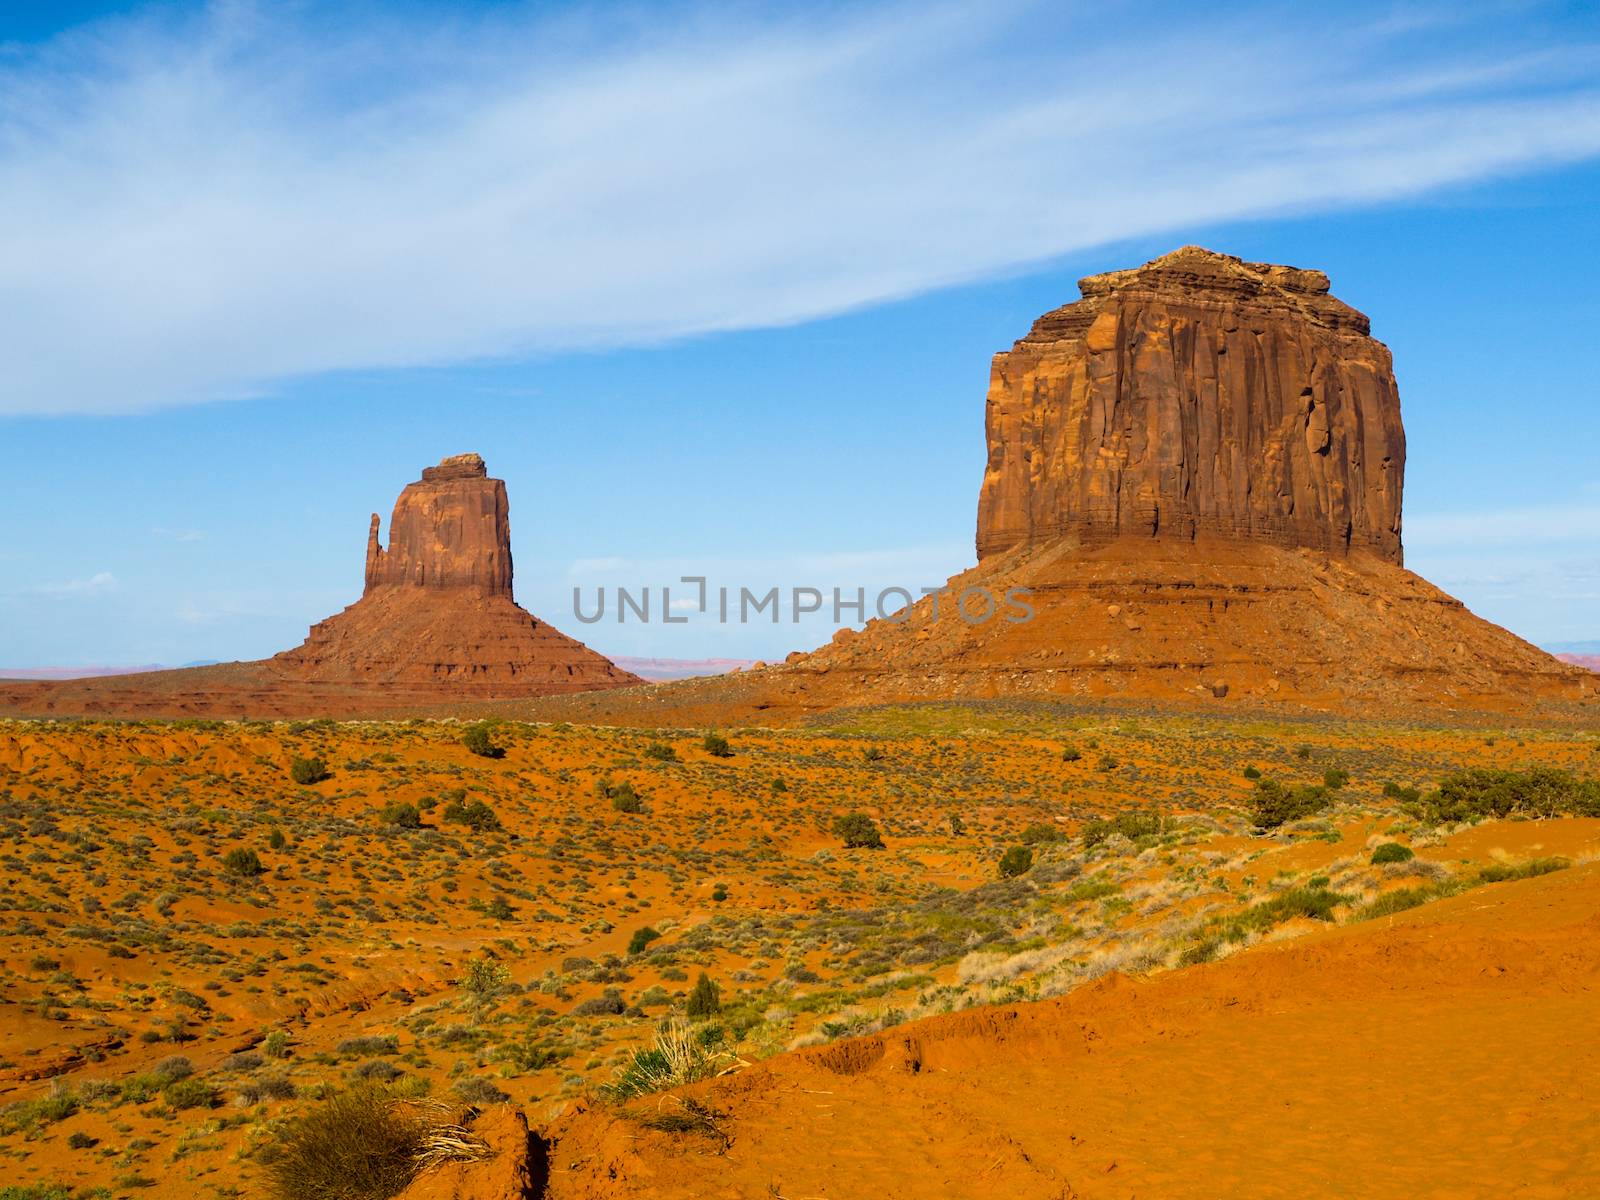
[976,247,1406,563]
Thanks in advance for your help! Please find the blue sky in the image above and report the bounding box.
[2,1,1599,666]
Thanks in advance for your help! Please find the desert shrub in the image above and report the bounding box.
[353,1061,404,1083]
[289,756,330,785]
[948,812,965,837]
[711,882,729,902]
[1224,886,1346,939]
[1294,745,1312,760]
[1414,769,1600,825]
[1382,780,1421,802]
[1370,842,1414,865]
[643,741,678,762]
[1080,809,1164,848]
[997,846,1033,878]
[441,798,498,830]
[264,1086,423,1200]
[264,1031,291,1059]
[453,1077,509,1105]
[685,972,721,1019]
[338,1036,399,1058]
[66,1131,97,1150]
[238,1074,297,1105]
[604,1019,731,1101]
[0,1086,76,1134]
[862,746,885,762]
[627,926,662,955]
[222,848,264,877]
[461,957,510,1019]
[380,803,421,830]
[1323,767,1350,790]
[153,1055,194,1080]
[1019,822,1064,845]
[572,988,626,1017]
[1242,765,1261,780]
[0,1186,74,1200]
[1249,780,1330,829]
[268,827,287,849]
[162,1078,219,1110]
[1478,856,1570,884]
[1353,884,1451,920]
[595,778,644,813]
[702,732,733,758]
[1061,745,1083,762]
[461,723,504,759]
[831,811,884,849]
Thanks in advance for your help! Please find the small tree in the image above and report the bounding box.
[685,972,720,1019]
[832,811,884,849]
[998,845,1033,877]
[289,756,329,786]
[627,926,661,955]
[462,956,510,1022]
[702,732,733,758]
[462,723,504,759]
[222,848,263,878]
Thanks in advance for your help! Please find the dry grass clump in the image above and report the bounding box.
[262,1086,487,1200]
[603,1018,737,1101]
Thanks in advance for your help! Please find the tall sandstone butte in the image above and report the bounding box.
[525,246,1590,724]
[273,453,640,695]
[976,246,1405,563]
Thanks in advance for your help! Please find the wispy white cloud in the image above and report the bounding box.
[20,571,118,596]
[2,1,1598,416]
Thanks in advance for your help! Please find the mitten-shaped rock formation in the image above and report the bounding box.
[364,453,513,594]
[272,454,640,697]
[977,247,1405,563]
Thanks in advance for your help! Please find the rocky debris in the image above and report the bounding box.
[976,246,1406,563]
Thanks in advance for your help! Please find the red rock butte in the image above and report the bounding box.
[0,453,640,718]
[527,247,1593,725]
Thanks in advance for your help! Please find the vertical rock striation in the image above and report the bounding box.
[976,247,1406,564]
[364,453,514,595]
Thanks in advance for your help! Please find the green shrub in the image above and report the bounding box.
[162,1078,218,1110]
[289,756,330,786]
[264,1086,423,1200]
[1249,780,1330,829]
[1478,856,1570,884]
[461,723,504,759]
[0,1086,76,1134]
[268,827,287,850]
[1019,822,1064,845]
[702,732,733,758]
[948,812,965,837]
[1414,769,1600,825]
[831,811,884,849]
[222,848,264,878]
[685,972,721,1019]
[711,883,729,902]
[862,746,885,762]
[1370,842,1414,865]
[1225,886,1346,938]
[441,798,499,830]
[997,846,1033,878]
[1382,781,1421,802]
[643,741,678,762]
[1323,767,1350,790]
[380,803,421,829]
[627,927,661,955]
[604,1019,731,1101]
[264,1031,291,1059]
[1080,810,1164,848]
[602,779,644,813]
[1242,765,1261,780]
[1060,745,1082,763]
[1294,745,1312,760]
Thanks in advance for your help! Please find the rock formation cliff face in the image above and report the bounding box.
[364,453,514,595]
[271,453,640,697]
[976,247,1406,564]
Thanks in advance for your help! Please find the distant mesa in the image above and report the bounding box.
[977,247,1405,564]
[532,247,1592,724]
